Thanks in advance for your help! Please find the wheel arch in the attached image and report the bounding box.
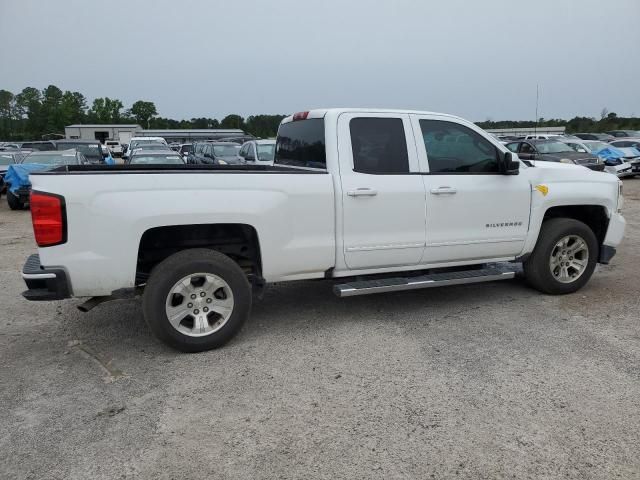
[136,223,262,285]
[541,204,609,246]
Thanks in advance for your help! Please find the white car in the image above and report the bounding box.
[237,139,276,165]
[21,108,625,352]
[123,136,167,160]
[105,140,123,157]
[560,139,635,178]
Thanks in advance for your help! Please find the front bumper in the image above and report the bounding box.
[22,254,71,301]
[605,162,635,178]
[599,212,626,265]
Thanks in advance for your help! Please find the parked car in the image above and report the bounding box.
[18,140,56,151]
[5,149,85,209]
[217,135,255,145]
[105,140,123,157]
[524,134,562,140]
[0,151,28,197]
[561,139,635,178]
[607,139,640,175]
[609,138,640,149]
[505,139,604,171]
[572,133,615,141]
[123,137,168,161]
[606,130,640,138]
[237,139,276,165]
[178,143,193,161]
[54,140,107,165]
[20,108,625,352]
[127,149,186,165]
[188,142,242,165]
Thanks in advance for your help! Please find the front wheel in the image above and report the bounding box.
[142,249,252,352]
[523,218,598,295]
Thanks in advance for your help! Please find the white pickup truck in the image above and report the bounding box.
[22,109,626,352]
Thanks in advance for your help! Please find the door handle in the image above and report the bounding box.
[347,188,378,197]
[430,186,457,195]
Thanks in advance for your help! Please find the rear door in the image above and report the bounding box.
[411,115,531,263]
[338,113,426,270]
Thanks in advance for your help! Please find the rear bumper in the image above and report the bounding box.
[22,254,71,301]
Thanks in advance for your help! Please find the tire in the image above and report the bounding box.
[523,218,598,295]
[142,248,252,352]
[7,190,23,210]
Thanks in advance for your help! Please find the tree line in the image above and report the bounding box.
[2,84,639,141]
[0,85,286,141]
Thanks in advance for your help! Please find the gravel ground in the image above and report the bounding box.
[1,179,639,480]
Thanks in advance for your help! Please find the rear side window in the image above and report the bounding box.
[275,119,326,169]
[350,118,409,174]
[420,120,499,173]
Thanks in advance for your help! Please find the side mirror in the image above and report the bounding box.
[503,152,520,175]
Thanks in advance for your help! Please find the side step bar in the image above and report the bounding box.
[333,265,518,298]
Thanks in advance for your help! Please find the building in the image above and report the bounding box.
[65,125,251,144]
[135,129,248,143]
[484,126,566,136]
[64,124,141,143]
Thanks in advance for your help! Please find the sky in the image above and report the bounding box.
[1,0,639,122]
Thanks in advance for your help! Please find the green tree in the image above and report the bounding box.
[130,100,158,127]
[15,87,43,137]
[88,97,124,123]
[220,114,244,130]
[0,89,15,139]
[59,91,87,126]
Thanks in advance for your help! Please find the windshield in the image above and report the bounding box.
[0,154,15,165]
[129,155,184,165]
[58,142,102,159]
[25,153,77,165]
[257,144,276,161]
[585,141,610,153]
[535,142,574,154]
[133,144,167,151]
[131,139,165,148]
[213,145,241,157]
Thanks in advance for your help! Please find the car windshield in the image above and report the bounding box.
[535,142,574,154]
[134,144,167,151]
[130,140,164,150]
[257,144,276,161]
[58,142,102,160]
[129,155,184,165]
[25,153,77,165]
[585,141,610,153]
[213,145,241,157]
[0,154,15,165]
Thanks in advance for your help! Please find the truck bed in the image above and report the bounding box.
[33,164,326,175]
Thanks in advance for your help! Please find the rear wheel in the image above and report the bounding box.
[7,190,23,210]
[142,249,252,352]
[523,218,598,294]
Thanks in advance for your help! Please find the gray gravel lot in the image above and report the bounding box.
[1,180,639,479]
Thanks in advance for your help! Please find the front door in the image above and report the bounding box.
[410,115,531,264]
[338,113,427,270]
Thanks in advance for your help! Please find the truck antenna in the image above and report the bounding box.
[534,83,539,136]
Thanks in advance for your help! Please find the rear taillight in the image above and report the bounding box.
[30,191,67,247]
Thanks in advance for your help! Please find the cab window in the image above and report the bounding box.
[349,117,409,174]
[420,120,499,173]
